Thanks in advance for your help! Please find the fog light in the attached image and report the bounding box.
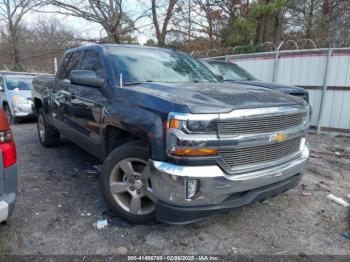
[186,179,199,199]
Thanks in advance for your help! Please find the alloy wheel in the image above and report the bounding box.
[109,158,155,215]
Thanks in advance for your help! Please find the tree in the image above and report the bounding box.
[251,0,287,45]
[0,17,80,72]
[151,0,178,47]
[223,17,255,47]
[192,0,224,48]
[0,0,42,69]
[286,0,320,40]
[27,17,80,72]
[219,1,254,47]
[220,0,251,24]
[48,0,139,43]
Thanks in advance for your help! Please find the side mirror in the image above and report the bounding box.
[215,75,224,81]
[0,85,4,92]
[70,70,105,88]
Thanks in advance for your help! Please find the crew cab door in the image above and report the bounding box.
[51,51,83,130]
[65,49,106,155]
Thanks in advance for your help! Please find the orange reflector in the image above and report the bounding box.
[170,148,218,156]
[169,119,180,129]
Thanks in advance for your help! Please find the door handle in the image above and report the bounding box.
[71,94,76,99]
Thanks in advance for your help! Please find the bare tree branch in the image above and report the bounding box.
[48,0,137,43]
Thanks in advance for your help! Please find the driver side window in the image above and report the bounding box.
[58,51,83,81]
[80,50,105,79]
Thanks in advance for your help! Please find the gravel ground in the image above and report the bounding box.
[0,122,349,255]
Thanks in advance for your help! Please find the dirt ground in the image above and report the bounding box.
[0,122,349,255]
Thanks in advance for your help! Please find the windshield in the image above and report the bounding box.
[204,61,256,81]
[5,76,33,90]
[108,47,218,84]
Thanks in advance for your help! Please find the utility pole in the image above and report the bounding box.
[54,58,58,74]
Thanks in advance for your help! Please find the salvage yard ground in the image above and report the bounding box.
[0,122,349,255]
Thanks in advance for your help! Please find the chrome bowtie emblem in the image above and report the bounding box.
[270,132,288,143]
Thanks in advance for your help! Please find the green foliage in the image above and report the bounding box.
[11,64,25,72]
[144,39,158,46]
[251,0,286,18]
[224,18,256,47]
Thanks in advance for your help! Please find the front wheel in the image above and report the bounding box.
[101,141,156,224]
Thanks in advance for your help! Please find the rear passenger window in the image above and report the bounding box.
[58,51,82,80]
[80,50,105,79]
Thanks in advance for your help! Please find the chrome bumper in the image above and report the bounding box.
[149,144,309,206]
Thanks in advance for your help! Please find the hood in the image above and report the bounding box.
[231,80,307,94]
[126,82,306,114]
[7,89,32,98]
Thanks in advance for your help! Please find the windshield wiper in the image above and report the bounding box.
[123,80,154,86]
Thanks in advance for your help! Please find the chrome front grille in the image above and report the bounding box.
[220,137,302,168]
[218,112,306,135]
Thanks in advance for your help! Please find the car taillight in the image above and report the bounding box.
[0,130,16,168]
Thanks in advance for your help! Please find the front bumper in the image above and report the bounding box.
[0,192,16,223]
[156,173,302,224]
[148,144,309,224]
[11,102,35,118]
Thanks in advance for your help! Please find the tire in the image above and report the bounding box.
[4,105,17,125]
[101,141,156,224]
[37,108,60,147]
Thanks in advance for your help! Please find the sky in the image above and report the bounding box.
[24,0,155,45]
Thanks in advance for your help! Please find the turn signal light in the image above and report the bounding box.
[170,148,218,156]
[169,119,180,129]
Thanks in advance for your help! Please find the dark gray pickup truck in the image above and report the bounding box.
[201,60,309,102]
[32,44,310,224]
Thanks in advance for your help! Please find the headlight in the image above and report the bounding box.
[167,113,219,157]
[12,95,28,104]
[169,119,217,134]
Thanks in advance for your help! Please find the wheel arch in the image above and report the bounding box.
[2,100,13,116]
[2,100,9,109]
[103,125,153,158]
[102,103,167,161]
[33,98,43,114]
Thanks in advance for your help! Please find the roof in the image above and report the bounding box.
[200,59,231,64]
[66,44,176,54]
